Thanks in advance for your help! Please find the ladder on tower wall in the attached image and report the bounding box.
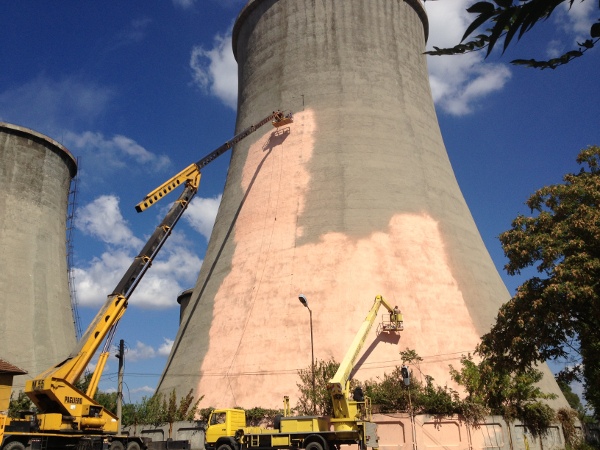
[66,160,83,341]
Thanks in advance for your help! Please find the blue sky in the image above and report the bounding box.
[1,0,598,406]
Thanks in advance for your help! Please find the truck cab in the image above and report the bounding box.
[205,409,246,450]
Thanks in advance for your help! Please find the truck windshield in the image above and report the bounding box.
[210,412,226,425]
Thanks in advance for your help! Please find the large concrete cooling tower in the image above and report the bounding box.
[0,123,77,390]
[159,0,566,408]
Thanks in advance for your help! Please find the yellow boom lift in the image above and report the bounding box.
[0,111,291,450]
[205,295,403,450]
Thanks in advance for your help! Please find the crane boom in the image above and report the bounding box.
[22,110,290,437]
[328,295,403,420]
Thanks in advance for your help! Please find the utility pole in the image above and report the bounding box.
[116,339,125,430]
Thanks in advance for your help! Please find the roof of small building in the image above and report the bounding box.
[0,359,27,375]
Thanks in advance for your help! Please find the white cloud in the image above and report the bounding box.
[158,338,174,357]
[72,249,135,306]
[131,244,201,307]
[127,341,158,362]
[64,131,171,174]
[75,195,144,248]
[190,29,238,110]
[558,0,595,37]
[73,196,202,309]
[0,76,113,134]
[131,385,156,395]
[73,240,201,309]
[184,195,222,240]
[546,39,566,59]
[439,63,512,116]
[424,0,512,116]
[124,338,174,362]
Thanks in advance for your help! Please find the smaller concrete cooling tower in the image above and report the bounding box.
[0,123,78,390]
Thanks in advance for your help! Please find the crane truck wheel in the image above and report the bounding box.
[3,441,26,450]
[305,441,325,450]
[217,443,234,450]
[126,441,141,450]
[109,441,125,450]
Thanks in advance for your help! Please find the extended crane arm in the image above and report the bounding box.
[328,295,403,419]
[25,110,290,430]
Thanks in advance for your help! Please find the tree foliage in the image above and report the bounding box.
[295,358,340,416]
[119,388,202,436]
[450,355,556,435]
[558,381,586,416]
[425,0,600,69]
[478,146,600,417]
[8,392,35,418]
[152,389,202,438]
[363,350,554,434]
[295,350,555,435]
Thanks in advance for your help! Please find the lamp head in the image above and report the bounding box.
[299,294,308,308]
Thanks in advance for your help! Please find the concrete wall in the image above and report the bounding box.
[158,0,567,409]
[0,122,77,390]
[376,414,568,450]
[127,415,573,450]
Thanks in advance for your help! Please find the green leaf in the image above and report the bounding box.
[564,50,583,59]
[466,1,496,14]
[511,58,536,66]
[487,9,514,55]
[462,13,495,42]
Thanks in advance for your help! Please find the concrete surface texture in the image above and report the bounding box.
[158,0,567,409]
[0,123,77,390]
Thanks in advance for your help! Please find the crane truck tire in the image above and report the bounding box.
[126,441,142,450]
[304,435,328,450]
[2,441,26,450]
[305,441,324,450]
[217,441,236,450]
[109,441,125,450]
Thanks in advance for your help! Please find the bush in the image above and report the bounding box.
[244,407,281,427]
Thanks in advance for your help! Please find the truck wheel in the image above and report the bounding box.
[109,441,125,450]
[126,442,141,450]
[4,442,26,450]
[217,444,234,450]
[306,442,324,450]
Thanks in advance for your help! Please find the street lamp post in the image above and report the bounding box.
[298,294,316,415]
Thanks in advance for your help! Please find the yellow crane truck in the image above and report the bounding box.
[205,295,403,450]
[0,111,291,450]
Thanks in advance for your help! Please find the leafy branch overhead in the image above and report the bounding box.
[425,0,600,69]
